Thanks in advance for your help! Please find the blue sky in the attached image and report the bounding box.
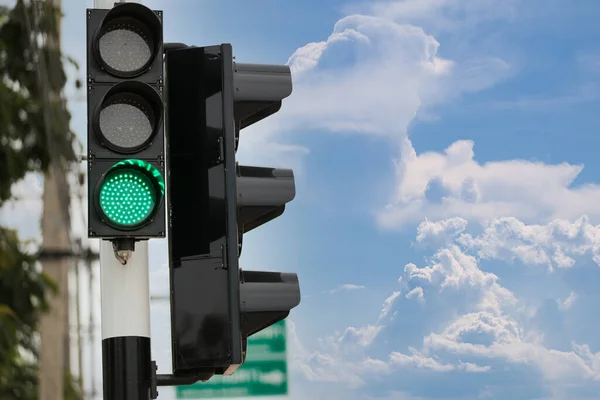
[2,0,600,399]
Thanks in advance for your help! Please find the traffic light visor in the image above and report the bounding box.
[93,81,163,153]
[92,3,162,78]
[96,159,165,230]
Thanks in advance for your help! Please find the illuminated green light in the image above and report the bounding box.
[98,159,164,229]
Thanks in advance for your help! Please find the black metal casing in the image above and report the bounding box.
[165,45,243,378]
[86,4,166,239]
[165,43,301,379]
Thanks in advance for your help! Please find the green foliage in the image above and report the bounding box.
[63,371,83,400]
[0,230,83,400]
[0,1,82,399]
[0,359,37,400]
[0,227,54,398]
[0,0,76,205]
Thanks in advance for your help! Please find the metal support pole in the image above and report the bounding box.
[100,240,151,399]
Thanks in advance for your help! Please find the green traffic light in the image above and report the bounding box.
[97,159,164,229]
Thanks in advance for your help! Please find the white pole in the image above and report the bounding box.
[93,0,117,8]
[99,241,150,340]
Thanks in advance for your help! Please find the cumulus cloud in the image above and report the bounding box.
[404,244,517,314]
[292,215,600,397]
[291,321,390,389]
[396,217,600,383]
[378,139,600,229]
[416,217,468,243]
[405,286,425,302]
[282,16,448,138]
[282,16,511,139]
[236,5,512,174]
[424,311,600,382]
[458,216,600,271]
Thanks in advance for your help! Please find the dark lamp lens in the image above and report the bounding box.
[99,96,154,150]
[98,18,153,74]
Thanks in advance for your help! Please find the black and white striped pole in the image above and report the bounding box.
[99,241,152,399]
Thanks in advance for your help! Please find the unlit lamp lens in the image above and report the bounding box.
[99,100,153,150]
[98,26,152,73]
[92,3,162,78]
[93,81,162,154]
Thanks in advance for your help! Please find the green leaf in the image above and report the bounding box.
[0,305,15,319]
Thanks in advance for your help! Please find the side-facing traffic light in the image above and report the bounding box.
[87,3,166,239]
[165,44,300,380]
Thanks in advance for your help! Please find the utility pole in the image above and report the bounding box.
[39,0,72,398]
[39,165,71,400]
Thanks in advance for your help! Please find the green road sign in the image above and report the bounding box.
[176,320,288,398]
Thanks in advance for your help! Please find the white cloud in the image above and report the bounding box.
[287,319,382,390]
[341,325,383,347]
[403,262,442,284]
[237,5,512,174]
[341,283,366,290]
[282,16,511,140]
[291,214,600,397]
[558,291,578,311]
[402,218,600,382]
[424,311,600,382]
[416,217,468,243]
[282,16,446,138]
[379,139,600,229]
[404,244,517,314]
[380,291,401,320]
[389,347,454,371]
[405,286,425,302]
[292,341,389,389]
[390,348,491,372]
[329,283,366,294]
[459,361,491,373]
[458,216,600,271]
[367,0,519,32]
[286,29,370,77]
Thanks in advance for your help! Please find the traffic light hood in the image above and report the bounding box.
[233,63,293,131]
[237,166,296,234]
[240,271,301,338]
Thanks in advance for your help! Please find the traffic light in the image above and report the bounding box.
[86,3,166,239]
[165,44,301,379]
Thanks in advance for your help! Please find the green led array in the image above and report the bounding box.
[99,168,157,227]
